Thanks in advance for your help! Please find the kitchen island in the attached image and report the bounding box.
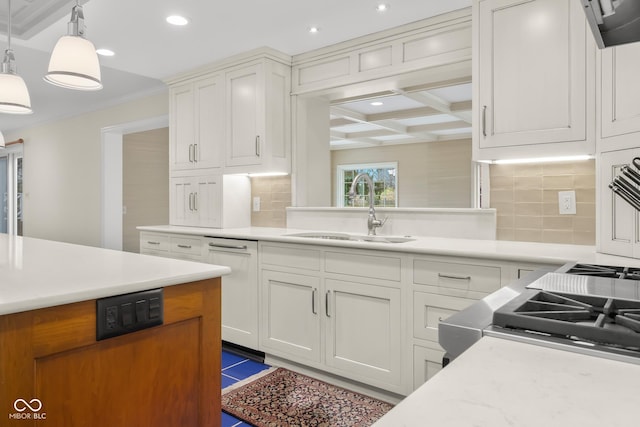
[0,234,230,427]
[372,336,640,426]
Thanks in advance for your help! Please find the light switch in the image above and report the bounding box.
[253,196,261,212]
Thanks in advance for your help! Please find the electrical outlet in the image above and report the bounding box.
[558,190,576,215]
[253,196,261,212]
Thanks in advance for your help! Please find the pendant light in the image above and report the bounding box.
[44,1,102,91]
[0,0,32,114]
[0,131,5,148]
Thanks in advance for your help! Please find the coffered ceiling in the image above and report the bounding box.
[330,82,472,150]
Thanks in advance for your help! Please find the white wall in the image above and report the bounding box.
[4,92,168,247]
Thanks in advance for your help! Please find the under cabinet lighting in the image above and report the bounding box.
[370,101,384,106]
[486,155,594,165]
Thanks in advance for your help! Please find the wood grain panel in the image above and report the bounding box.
[0,278,221,427]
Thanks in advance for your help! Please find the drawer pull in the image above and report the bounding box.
[177,244,192,249]
[147,241,161,245]
[438,273,471,281]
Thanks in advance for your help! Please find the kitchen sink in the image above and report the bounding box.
[285,232,415,244]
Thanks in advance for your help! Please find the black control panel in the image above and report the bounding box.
[96,288,163,341]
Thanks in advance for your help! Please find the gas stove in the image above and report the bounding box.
[439,263,640,365]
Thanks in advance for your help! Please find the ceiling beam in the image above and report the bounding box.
[392,89,472,124]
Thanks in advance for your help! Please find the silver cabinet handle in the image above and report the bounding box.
[255,135,260,156]
[325,291,331,317]
[177,244,192,249]
[147,241,161,245]
[438,273,471,281]
[188,192,194,211]
[189,144,194,162]
[482,105,487,137]
[194,144,198,162]
[208,243,248,250]
[312,288,318,315]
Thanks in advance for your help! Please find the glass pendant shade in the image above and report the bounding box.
[0,72,32,114]
[0,130,5,148]
[44,35,102,91]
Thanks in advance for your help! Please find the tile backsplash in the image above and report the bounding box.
[251,175,292,228]
[490,160,595,245]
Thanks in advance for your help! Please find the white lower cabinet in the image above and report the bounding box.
[413,345,445,390]
[259,242,406,394]
[261,270,322,363]
[324,279,402,390]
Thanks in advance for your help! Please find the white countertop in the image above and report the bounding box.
[0,234,230,316]
[138,225,640,267]
[373,336,640,427]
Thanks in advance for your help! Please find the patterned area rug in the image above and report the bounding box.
[221,367,394,427]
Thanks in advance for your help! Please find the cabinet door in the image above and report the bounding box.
[226,63,264,167]
[324,279,403,392]
[194,76,224,169]
[194,175,221,228]
[208,240,258,349]
[260,270,321,363]
[169,176,195,226]
[169,83,195,170]
[600,43,640,139]
[598,149,640,257]
[477,0,590,151]
[413,345,445,390]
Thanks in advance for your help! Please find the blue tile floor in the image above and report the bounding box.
[221,350,270,427]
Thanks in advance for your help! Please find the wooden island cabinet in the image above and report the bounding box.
[0,235,227,427]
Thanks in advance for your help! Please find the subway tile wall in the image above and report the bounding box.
[489,160,596,245]
[250,176,292,228]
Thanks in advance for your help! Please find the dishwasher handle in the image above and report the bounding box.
[208,242,249,251]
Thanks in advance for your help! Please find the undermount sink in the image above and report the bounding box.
[285,232,415,244]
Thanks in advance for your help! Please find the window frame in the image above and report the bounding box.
[336,161,398,208]
[1,144,23,236]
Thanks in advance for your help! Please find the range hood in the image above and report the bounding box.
[581,0,640,48]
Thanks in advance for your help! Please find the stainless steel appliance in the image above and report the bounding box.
[439,263,640,366]
[581,0,640,49]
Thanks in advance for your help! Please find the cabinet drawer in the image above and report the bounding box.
[260,244,321,271]
[413,292,475,343]
[140,233,169,252]
[413,259,501,295]
[325,251,401,282]
[170,236,203,256]
[414,345,445,389]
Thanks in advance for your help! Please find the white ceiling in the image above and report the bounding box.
[0,0,472,133]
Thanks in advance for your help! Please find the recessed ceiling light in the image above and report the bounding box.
[309,26,320,34]
[376,4,389,12]
[371,101,384,106]
[96,48,115,57]
[166,15,189,26]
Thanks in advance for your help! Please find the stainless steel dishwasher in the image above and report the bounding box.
[205,237,258,350]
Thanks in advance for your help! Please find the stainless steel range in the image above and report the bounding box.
[439,263,640,365]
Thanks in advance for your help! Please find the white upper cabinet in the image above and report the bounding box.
[169,75,224,171]
[598,43,640,149]
[224,58,291,174]
[473,0,595,161]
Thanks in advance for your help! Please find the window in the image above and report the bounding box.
[337,162,397,207]
[1,146,23,235]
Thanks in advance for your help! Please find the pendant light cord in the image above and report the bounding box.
[7,0,11,50]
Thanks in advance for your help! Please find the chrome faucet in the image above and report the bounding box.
[348,172,387,235]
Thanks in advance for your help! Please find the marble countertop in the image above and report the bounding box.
[373,336,640,427]
[138,225,640,267]
[0,234,230,316]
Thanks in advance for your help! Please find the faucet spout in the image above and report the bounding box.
[348,173,386,235]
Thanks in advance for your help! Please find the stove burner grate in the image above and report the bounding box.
[494,290,640,350]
